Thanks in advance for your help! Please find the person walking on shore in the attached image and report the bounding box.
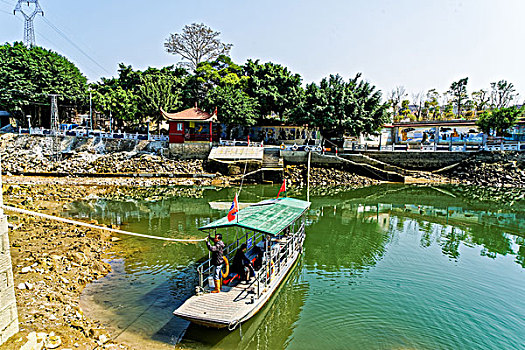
[206,233,225,293]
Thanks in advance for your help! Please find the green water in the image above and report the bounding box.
[71,184,525,350]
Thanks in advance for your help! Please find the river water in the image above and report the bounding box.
[67,184,525,349]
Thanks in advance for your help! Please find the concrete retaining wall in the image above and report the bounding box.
[281,151,405,182]
[356,151,472,170]
[0,215,18,345]
[169,143,211,160]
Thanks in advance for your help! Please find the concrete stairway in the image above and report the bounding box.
[262,148,283,169]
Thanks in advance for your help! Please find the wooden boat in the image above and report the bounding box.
[173,197,310,330]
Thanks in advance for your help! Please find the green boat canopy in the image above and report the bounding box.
[199,197,311,236]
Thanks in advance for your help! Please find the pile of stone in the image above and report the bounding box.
[286,164,379,188]
[444,152,525,187]
[103,186,206,202]
[3,150,205,175]
[8,209,120,349]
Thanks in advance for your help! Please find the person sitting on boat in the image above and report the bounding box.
[253,235,272,270]
[232,243,254,283]
[206,233,225,293]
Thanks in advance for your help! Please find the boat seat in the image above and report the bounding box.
[223,256,257,286]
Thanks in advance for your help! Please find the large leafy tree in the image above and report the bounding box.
[203,85,259,135]
[92,64,187,127]
[292,74,389,138]
[184,55,246,106]
[164,23,233,71]
[243,60,303,122]
[0,42,87,126]
[476,106,523,136]
[92,86,139,124]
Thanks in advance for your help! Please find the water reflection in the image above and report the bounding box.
[69,184,525,349]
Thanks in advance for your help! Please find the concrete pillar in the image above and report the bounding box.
[0,215,18,345]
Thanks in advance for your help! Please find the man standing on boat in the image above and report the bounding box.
[207,233,225,293]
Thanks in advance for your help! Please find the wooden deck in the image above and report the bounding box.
[173,246,302,329]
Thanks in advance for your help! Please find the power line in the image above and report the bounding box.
[42,17,111,75]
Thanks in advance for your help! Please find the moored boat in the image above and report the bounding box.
[173,197,310,330]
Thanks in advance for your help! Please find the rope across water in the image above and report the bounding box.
[1,204,208,243]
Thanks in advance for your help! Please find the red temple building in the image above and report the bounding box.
[162,106,218,144]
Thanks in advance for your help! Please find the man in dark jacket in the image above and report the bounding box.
[232,243,254,283]
[206,233,225,293]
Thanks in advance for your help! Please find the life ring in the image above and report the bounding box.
[280,143,286,150]
[221,256,229,279]
[304,146,311,152]
[291,144,298,151]
[266,260,275,279]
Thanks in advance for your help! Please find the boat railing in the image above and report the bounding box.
[196,230,266,291]
[253,222,306,299]
[195,215,307,295]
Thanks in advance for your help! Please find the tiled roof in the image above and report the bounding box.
[161,107,217,121]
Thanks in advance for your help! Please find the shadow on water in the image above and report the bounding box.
[70,184,525,349]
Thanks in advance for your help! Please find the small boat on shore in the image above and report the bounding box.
[173,197,310,330]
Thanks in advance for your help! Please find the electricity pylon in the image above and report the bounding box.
[14,0,44,47]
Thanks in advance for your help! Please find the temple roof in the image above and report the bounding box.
[161,107,217,122]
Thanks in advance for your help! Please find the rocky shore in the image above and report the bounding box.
[285,164,380,188]
[443,152,525,188]
[2,183,128,349]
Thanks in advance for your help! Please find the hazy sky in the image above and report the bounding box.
[1,0,524,100]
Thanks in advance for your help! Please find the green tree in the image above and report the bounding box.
[476,106,523,136]
[471,89,490,115]
[184,55,246,106]
[93,64,187,128]
[0,42,87,126]
[401,99,412,120]
[244,60,303,122]
[448,77,468,118]
[203,85,259,136]
[291,73,389,138]
[138,72,185,127]
[426,89,441,120]
[92,86,139,124]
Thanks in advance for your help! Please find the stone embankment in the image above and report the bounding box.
[286,164,380,187]
[442,152,525,188]
[1,134,204,175]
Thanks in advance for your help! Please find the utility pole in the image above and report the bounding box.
[89,89,93,133]
[49,94,61,161]
[14,0,44,47]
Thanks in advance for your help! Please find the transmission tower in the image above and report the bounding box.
[49,94,61,161]
[14,0,44,47]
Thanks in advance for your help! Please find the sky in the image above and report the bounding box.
[1,0,525,101]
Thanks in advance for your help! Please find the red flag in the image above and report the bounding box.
[277,179,286,199]
[227,194,239,222]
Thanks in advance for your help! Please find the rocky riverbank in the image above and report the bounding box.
[442,152,525,188]
[286,164,380,188]
[2,183,129,350]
